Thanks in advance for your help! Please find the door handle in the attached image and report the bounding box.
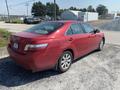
[68,37,73,41]
[89,34,96,37]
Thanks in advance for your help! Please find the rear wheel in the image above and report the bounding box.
[57,51,73,73]
[98,39,104,51]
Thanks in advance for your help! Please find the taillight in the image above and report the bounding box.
[8,35,12,44]
[24,43,48,51]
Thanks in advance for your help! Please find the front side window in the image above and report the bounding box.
[25,22,64,34]
[82,23,94,33]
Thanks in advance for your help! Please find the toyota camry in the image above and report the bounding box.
[7,20,105,73]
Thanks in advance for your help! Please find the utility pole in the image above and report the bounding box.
[5,0,10,22]
[25,3,29,17]
[54,0,56,20]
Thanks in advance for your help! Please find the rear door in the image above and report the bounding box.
[66,23,90,58]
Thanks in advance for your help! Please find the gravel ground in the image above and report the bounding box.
[0,44,120,90]
[0,47,8,59]
[89,20,120,45]
[97,19,120,31]
[88,20,112,27]
[102,31,120,45]
[0,21,120,90]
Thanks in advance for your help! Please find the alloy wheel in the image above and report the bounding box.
[58,51,72,73]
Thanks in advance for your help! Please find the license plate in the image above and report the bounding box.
[13,43,18,49]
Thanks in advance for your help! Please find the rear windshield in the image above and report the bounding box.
[25,22,64,34]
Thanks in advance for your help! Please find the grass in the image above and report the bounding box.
[6,19,23,24]
[0,28,11,47]
[0,39,8,47]
[11,19,23,24]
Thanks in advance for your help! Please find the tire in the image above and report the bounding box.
[98,39,104,51]
[57,51,73,73]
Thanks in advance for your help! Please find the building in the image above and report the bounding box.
[114,13,120,19]
[61,10,98,22]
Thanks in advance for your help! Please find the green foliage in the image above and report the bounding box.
[87,5,95,12]
[31,1,108,17]
[0,39,8,47]
[0,28,11,39]
[0,28,11,47]
[5,19,23,24]
[96,4,108,15]
[80,8,87,12]
[69,6,95,12]
[32,1,46,16]
[69,7,80,11]
[46,2,59,17]
[31,1,60,17]
[10,19,23,24]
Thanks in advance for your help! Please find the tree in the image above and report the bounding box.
[96,4,108,15]
[69,7,76,10]
[31,1,46,16]
[87,5,95,12]
[69,7,80,11]
[46,2,59,17]
[59,9,66,15]
[80,8,87,12]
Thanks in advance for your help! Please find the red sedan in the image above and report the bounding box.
[7,20,105,73]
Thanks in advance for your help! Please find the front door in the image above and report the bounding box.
[81,23,98,51]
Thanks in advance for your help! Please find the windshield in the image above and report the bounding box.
[25,22,64,34]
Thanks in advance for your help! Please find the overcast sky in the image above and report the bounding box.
[0,0,120,15]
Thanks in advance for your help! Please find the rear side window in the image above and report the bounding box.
[82,23,94,33]
[66,28,73,35]
[66,23,84,35]
[71,24,84,34]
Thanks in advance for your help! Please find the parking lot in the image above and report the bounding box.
[0,21,120,90]
[0,22,33,33]
[0,44,120,90]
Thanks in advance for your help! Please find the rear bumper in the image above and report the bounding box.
[7,46,57,72]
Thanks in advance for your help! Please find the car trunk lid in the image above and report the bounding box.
[10,32,49,54]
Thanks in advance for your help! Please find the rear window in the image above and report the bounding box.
[25,22,64,34]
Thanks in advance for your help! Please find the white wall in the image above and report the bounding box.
[83,12,98,22]
[61,10,98,22]
[61,11,78,20]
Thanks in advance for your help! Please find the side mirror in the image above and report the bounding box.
[94,29,100,34]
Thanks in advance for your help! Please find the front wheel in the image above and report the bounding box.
[98,39,104,51]
[57,51,73,73]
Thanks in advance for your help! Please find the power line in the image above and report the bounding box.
[25,2,29,16]
[8,0,57,18]
[10,0,36,7]
[9,0,36,16]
